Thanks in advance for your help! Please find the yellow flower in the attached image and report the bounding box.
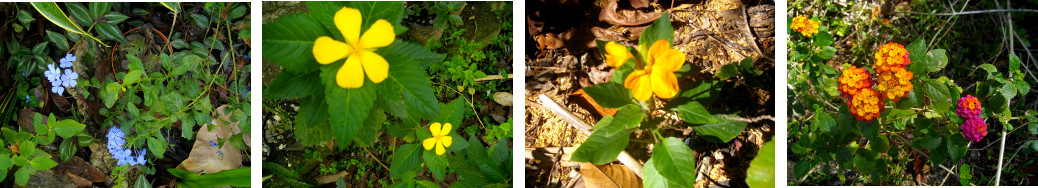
[422,122,453,155]
[874,42,909,74]
[604,41,632,67]
[790,16,819,37]
[624,40,684,101]
[847,88,884,121]
[876,67,913,102]
[313,7,396,89]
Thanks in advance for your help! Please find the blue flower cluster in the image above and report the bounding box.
[107,126,147,166]
[44,54,79,96]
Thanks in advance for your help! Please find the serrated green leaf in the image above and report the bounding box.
[812,112,835,133]
[389,144,422,178]
[422,149,448,180]
[322,66,375,148]
[262,13,324,73]
[912,134,942,149]
[1009,54,1022,73]
[923,79,952,112]
[96,23,128,43]
[694,114,749,143]
[673,102,715,124]
[978,64,998,79]
[653,137,696,186]
[948,135,968,163]
[813,31,833,47]
[925,49,948,72]
[582,82,634,108]
[818,46,836,59]
[123,70,144,86]
[906,38,928,73]
[294,97,332,146]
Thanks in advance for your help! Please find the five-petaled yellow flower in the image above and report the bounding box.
[423,122,453,155]
[313,7,395,89]
[624,40,684,101]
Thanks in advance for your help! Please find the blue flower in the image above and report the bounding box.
[107,126,147,166]
[51,85,64,96]
[59,54,76,68]
[210,141,217,146]
[44,64,61,83]
[61,69,78,88]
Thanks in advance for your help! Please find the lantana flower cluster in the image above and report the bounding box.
[604,40,684,101]
[837,42,915,121]
[791,16,819,37]
[956,95,986,142]
[44,54,80,96]
[107,126,147,166]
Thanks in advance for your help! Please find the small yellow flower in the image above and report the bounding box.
[874,42,909,74]
[791,16,819,37]
[876,67,913,102]
[624,40,684,101]
[604,41,632,67]
[313,7,396,89]
[422,122,453,155]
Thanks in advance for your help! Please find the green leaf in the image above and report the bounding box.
[582,82,634,108]
[0,155,9,180]
[813,31,833,47]
[18,10,35,24]
[693,114,749,143]
[746,141,775,188]
[65,3,92,26]
[123,70,144,86]
[136,174,152,188]
[191,14,208,28]
[15,166,29,186]
[1014,80,1030,97]
[906,38,928,73]
[262,13,324,73]
[103,12,129,24]
[923,80,951,112]
[20,140,36,157]
[229,5,248,20]
[912,134,942,149]
[652,137,696,186]
[959,164,972,185]
[811,112,835,133]
[353,109,386,147]
[638,13,674,51]
[716,62,740,80]
[667,81,722,109]
[422,149,448,180]
[46,30,70,51]
[147,136,167,158]
[321,67,376,148]
[948,135,968,163]
[1009,53,1022,73]
[53,119,86,138]
[96,23,128,43]
[389,144,422,178]
[384,54,440,120]
[293,97,333,146]
[673,102,715,124]
[569,116,634,164]
[29,156,58,170]
[88,2,111,21]
[610,104,645,129]
[169,168,251,187]
[159,2,181,13]
[924,49,948,72]
[818,46,836,60]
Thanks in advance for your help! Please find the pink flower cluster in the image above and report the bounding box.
[956,95,986,142]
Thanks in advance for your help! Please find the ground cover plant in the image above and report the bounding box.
[0,2,252,187]
[261,1,513,187]
[524,0,775,187]
[788,0,1038,185]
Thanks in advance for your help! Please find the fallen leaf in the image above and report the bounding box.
[176,105,244,174]
[315,170,350,184]
[492,92,513,106]
[579,163,642,188]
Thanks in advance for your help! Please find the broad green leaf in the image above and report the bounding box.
[1014,80,1030,96]
[123,70,144,86]
[638,13,674,52]
[948,135,968,163]
[169,168,251,187]
[959,164,972,185]
[570,116,633,164]
[673,102,715,124]
[389,144,422,178]
[353,109,386,147]
[582,82,634,108]
[264,70,320,99]
[852,153,875,173]
[747,141,775,188]
[46,30,70,51]
[384,53,440,119]
[66,3,92,27]
[716,62,740,80]
[262,13,324,72]
[694,114,749,143]
[32,3,104,45]
[127,54,144,71]
[136,174,152,188]
[912,134,942,149]
[667,81,722,109]
[229,5,248,20]
[88,2,111,20]
[611,104,645,129]
[374,39,443,70]
[813,31,833,47]
[818,46,836,59]
[906,38,928,73]
[103,12,129,24]
[923,80,951,112]
[643,158,682,187]
[29,156,58,170]
[191,14,208,28]
[321,66,376,148]
[924,49,948,72]
[53,119,86,138]
[1009,54,1022,73]
[977,64,998,79]
[18,10,35,24]
[0,155,8,180]
[652,137,696,186]
[811,112,835,133]
[147,136,167,158]
[422,149,448,180]
[21,140,36,156]
[293,97,332,146]
[15,167,29,186]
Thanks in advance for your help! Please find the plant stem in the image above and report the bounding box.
[362,146,389,171]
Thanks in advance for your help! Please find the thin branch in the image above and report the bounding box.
[902,8,1038,16]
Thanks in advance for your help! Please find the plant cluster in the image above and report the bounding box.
[263,2,512,187]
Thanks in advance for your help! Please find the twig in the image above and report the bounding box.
[723,114,774,123]
[362,146,390,171]
[475,74,512,82]
[902,8,1038,16]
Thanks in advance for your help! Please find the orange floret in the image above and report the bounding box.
[838,65,873,98]
[791,16,820,37]
[848,88,884,122]
[876,67,914,102]
[874,42,910,73]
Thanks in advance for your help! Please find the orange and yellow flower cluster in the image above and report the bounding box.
[837,65,873,98]
[847,89,884,121]
[873,42,914,102]
[791,16,819,37]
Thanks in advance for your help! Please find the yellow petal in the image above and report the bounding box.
[653,49,685,72]
[429,123,442,134]
[423,137,436,150]
[334,7,362,45]
[358,50,389,83]
[336,56,365,88]
[313,37,352,64]
[441,135,452,148]
[624,70,647,89]
[359,19,395,49]
[438,123,452,136]
[435,142,446,155]
[651,71,679,99]
[647,40,670,66]
[629,72,653,101]
[604,42,629,67]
